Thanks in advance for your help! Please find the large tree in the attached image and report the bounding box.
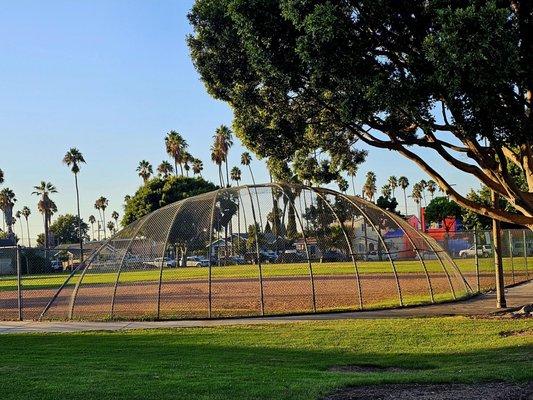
[122,176,217,225]
[188,0,533,229]
[49,214,89,246]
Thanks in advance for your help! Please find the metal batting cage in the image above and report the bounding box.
[38,183,472,321]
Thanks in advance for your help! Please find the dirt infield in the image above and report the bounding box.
[1,269,528,321]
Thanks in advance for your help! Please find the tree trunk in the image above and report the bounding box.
[102,209,107,240]
[403,189,408,216]
[74,173,84,262]
[492,191,506,308]
[26,218,31,247]
[351,175,356,196]
[248,166,263,232]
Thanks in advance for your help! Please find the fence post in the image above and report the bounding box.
[473,226,480,293]
[523,230,529,280]
[508,230,515,284]
[16,246,22,321]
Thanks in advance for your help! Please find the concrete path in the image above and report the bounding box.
[1,280,531,334]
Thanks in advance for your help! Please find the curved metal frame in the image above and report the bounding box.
[40,182,476,321]
[331,190,404,307]
[272,183,316,312]
[245,185,265,315]
[313,189,363,310]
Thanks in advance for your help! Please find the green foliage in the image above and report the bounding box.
[122,176,217,225]
[424,197,462,232]
[246,223,266,252]
[376,196,399,214]
[188,0,533,224]
[49,214,89,245]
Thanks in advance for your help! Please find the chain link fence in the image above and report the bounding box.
[0,184,530,321]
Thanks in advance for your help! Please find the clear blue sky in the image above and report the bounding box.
[0,0,478,241]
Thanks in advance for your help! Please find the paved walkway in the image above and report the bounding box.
[1,280,531,334]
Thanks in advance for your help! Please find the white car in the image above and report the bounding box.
[458,245,491,258]
[182,256,210,267]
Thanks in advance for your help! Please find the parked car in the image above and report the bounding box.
[320,250,347,262]
[145,257,176,268]
[458,245,491,258]
[181,256,210,267]
[50,259,62,272]
[276,250,304,263]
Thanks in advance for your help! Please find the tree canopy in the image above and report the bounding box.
[122,176,217,225]
[424,197,462,233]
[49,214,89,245]
[188,0,533,229]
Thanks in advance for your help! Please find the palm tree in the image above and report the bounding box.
[388,176,398,198]
[165,131,188,176]
[111,211,119,231]
[381,184,392,198]
[230,166,242,186]
[346,165,358,196]
[211,142,225,187]
[183,152,193,177]
[240,152,263,231]
[21,206,31,246]
[363,171,377,201]
[88,215,96,241]
[32,182,57,252]
[427,180,437,199]
[411,183,423,226]
[398,176,409,215]
[214,125,233,187]
[137,160,153,183]
[418,179,428,206]
[0,188,17,237]
[192,158,203,177]
[107,221,115,235]
[95,196,109,239]
[0,168,4,185]
[63,147,86,261]
[157,161,174,178]
[15,210,24,245]
[337,177,349,194]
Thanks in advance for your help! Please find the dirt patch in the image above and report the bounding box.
[499,329,533,338]
[323,382,532,400]
[328,364,419,373]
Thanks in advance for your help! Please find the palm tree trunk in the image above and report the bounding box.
[19,219,24,246]
[91,223,95,241]
[26,218,31,247]
[74,173,84,262]
[179,163,184,176]
[174,160,178,176]
[225,157,230,188]
[248,165,263,232]
[351,175,356,196]
[102,209,107,240]
[403,189,408,216]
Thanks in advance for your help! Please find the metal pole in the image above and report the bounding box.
[207,191,218,319]
[16,246,22,321]
[474,226,480,293]
[246,186,265,316]
[508,230,515,284]
[524,230,529,279]
[492,191,506,308]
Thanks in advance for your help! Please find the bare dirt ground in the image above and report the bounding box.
[323,382,533,400]
[0,271,528,321]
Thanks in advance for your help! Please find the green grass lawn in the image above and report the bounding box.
[0,257,529,292]
[0,317,531,400]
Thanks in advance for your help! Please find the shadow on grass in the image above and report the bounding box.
[0,324,531,400]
